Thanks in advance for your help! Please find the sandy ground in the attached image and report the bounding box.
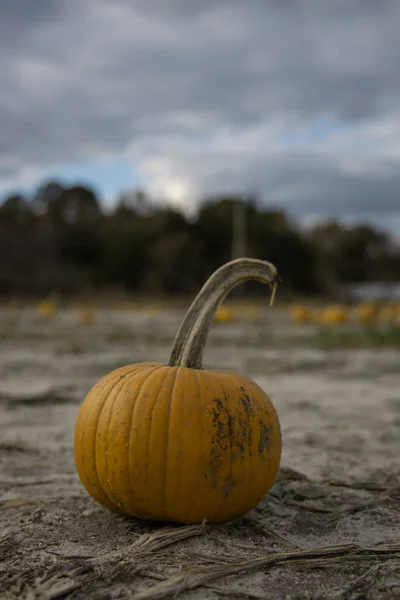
[0,307,399,599]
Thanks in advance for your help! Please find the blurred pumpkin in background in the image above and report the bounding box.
[319,305,347,325]
[288,304,312,323]
[214,305,234,323]
[353,302,376,325]
[37,299,57,320]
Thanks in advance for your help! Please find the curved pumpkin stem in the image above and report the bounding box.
[167,258,279,370]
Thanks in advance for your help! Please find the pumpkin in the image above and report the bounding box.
[353,303,376,325]
[37,299,57,319]
[214,305,234,323]
[288,304,312,323]
[319,305,347,324]
[74,258,281,524]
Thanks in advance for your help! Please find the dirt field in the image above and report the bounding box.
[0,306,399,599]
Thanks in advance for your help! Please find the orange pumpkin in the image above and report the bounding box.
[319,304,347,324]
[353,302,376,325]
[288,304,312,323]
[214,305,234,323]
[74,258,281,524]
[37,299,57,319]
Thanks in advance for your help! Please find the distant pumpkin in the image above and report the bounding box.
[37,299,57,320]
[74,258,281,524]
[288,304,312,323]
[353,303,376,324]
[214,305,234,323]
[319,305,347,324]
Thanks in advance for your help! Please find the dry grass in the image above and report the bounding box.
[3,518,399,600]
[128,540,400,600]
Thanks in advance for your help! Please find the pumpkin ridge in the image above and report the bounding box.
[217,372,256,488]
[164,366,187,519]
[148,365,181,518]
[163,366,180,520]
[208,373,235,523]
[127,365,165,515]
[96,367,149,510]
[78,365,137,499]
[244,376,282,497]
[184,367,204,523]
[81,368,137,509]
[141,365,171,515]
[107,365,162,513]
[214,370,278,514]
[237,377,262,504]
[214,373,253,521]
[244,380,266,510]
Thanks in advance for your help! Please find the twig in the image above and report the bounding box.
[0,498,45,511]
[284,499,333,513]
[91,521,209,564]
[329,495,394,522]
[325,478,388,492]
[204,584,266,599]
[2,477,77,488]
[46,521,209,564]
[140,569,168,581]
[6,573,80,600]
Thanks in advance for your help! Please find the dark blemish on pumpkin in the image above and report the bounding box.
[211,397,224,418]
[239,388,254,411]
[258,422,274,456]
[216,421,228,448]
[222,482,230,498]
[207,395,255,496]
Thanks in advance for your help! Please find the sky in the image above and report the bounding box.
[1,0,400,237]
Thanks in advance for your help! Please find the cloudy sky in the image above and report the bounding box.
[1,0,400,236]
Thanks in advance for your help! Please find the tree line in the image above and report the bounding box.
[0,180,398,298]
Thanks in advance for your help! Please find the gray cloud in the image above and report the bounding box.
[1,0,400,233]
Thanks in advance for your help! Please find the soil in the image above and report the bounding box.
[0,306,399,599]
